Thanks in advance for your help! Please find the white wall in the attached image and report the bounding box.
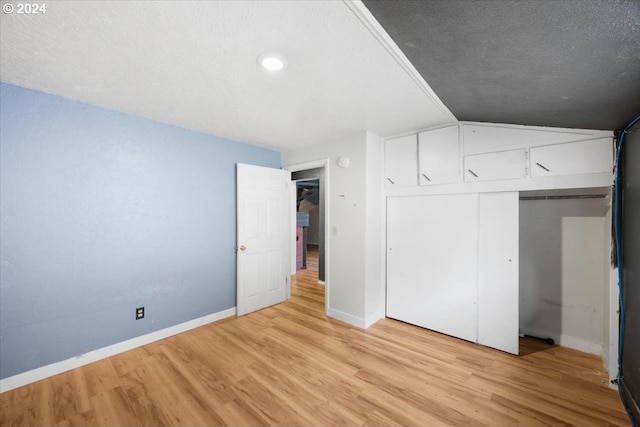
[602,203,611,373]
[519,197,608,354]
[284,132,385,327]
[601,204,617,378]
[364,131,385,326]
[606,268,620,383]
[602,199,619,383]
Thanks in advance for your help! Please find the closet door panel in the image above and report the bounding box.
[387,194,478,343]
[478,192,519,354]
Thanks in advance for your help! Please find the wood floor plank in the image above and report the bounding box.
[52,409,98,427]
[89,387,143,427]
[215,398,270,427]
[82,358,120,398]
[0,248,629,426]
[109,346,151,378]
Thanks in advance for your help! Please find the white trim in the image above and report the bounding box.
[364,310,385,328]
[602,350,610,379]
[343,0,457,123]
[284,159,329,173]
[317,280,325,286]
[460,121,613,138]
[0,307,236,393]
[520,326,603,355]
[607,267,620,382]
[327,308,366,329]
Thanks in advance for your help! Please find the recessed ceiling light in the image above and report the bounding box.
[257,53,287,71]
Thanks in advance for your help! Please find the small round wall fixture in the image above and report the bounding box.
[257,52,288,71]
[337,157,350,168]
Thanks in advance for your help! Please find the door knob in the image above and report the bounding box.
[239,245,247,252]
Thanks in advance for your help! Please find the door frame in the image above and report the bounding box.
[283,159,330,315]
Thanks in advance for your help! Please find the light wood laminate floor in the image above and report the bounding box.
[0,248,629,426]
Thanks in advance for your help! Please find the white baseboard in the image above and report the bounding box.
[0,307,236,393]
[317,280,325,286]
[602,350,610,375]
[327,308,366,328]
[520,326,602,355]
[364,310,384,328]
[326,308,383,330]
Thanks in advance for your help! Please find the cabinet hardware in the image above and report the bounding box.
[387,178,395,184]
[535,162,550,172]
[467,169,478,178]
[422,173,431,182]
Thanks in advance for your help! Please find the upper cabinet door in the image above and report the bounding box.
[385,135,418,187]
[418,125,460,185]
[529,138,613,177]
[464,149,527,182]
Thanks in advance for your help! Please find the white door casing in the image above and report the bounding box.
[237,163,290,316]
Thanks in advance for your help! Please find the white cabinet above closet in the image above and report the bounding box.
[418,125,460,185]
[385,134,417,188]
[383,122,614,194]
[529,138,613,178]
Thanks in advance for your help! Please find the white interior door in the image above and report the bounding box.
[478,192,519,354]
[387,194,479,342]
[237,163,290,316]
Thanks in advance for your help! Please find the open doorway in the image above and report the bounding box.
[284,160,329,314]
[295,179,321,278]
[292,169,325,284]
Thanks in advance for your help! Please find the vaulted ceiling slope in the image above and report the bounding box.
[363,0,640,131]
[0,1,455,151]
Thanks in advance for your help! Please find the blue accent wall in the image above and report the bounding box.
[0,82,281,379]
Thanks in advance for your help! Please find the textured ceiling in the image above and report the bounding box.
[2,1,637,151]
[363,0,640,131]
[0,1,454,151]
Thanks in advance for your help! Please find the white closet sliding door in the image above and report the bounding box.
[478,192,519,354]
[387,194,479,343]
[387,192,519,354]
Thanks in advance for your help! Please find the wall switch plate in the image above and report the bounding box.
[135,307,144,320]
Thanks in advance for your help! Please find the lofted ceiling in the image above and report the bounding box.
[363,0,640,132]
[0,0,454,151]
[1,1,639,153]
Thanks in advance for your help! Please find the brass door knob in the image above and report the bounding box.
[239,245,247,252]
